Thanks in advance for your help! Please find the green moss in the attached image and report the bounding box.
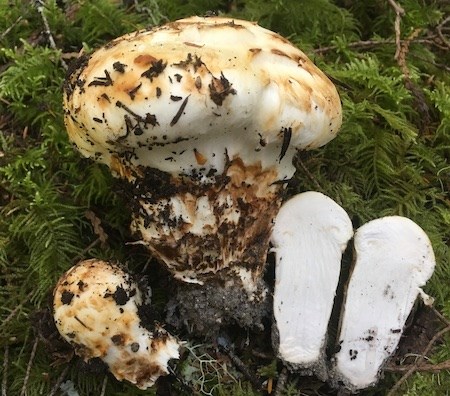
[0,0,449,395]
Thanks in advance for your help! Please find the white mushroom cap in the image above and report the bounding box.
[271,191,353,377]
[331,216,436,391]
[53,259,180,389]
[64,16,341,182]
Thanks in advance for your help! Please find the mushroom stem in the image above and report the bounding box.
[331,216,436,391]
[128,157,285,292]
[271,192,353,378]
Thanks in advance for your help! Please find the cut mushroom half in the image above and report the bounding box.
[271,191,353,378]
[53,259,181,389]
[63,16,342,307]
[331,216,436,391]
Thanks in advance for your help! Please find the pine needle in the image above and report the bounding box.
[20,338,39,396]
[2,346,8,396]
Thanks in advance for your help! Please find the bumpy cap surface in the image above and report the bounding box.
[53,259,180,389]
[63,16,342,181]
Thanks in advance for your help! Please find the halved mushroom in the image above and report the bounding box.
[331,216,436,391]
[271,191,353,379]
[63,16,342,312]
[53,259,181,389]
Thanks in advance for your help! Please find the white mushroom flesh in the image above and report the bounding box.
[63,16,342,291]
[53,259,180,389]
[331,216,436,391]
[271,191,353,376]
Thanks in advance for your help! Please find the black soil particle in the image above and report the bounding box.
[112,286,130,306]
[111,334,125,346]
[61,290,74,305]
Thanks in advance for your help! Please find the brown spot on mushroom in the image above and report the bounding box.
[194,149,207,165]
[99,93,111,103]
[184,42,204,48]
[130,342,140,352]
[195,76,202,90]
[134,54,157,66]
[249,48,262,55]
[111,334,125,346]
[271,48,292,59]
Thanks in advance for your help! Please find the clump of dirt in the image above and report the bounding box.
[165,279,271,337]
[391,305,442,365]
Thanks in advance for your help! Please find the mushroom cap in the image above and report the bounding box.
[64,16,342,180]
[53,259,180,389]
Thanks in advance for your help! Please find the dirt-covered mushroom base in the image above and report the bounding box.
[166,278,271,337]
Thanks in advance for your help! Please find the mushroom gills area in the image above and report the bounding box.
[271,192,353,378]
[53,259,180,390]
[331,216,436,391]
[129,156,285,293]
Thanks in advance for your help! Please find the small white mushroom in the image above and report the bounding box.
[331,216,436,391]
[271,191,353,378]
[63,17,342,297]
[53,259,180,389]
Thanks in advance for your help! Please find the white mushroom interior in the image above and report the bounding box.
[331,216,436,391]
[63,16,342,291]
[53,259,180,390]
[271,191,353,377]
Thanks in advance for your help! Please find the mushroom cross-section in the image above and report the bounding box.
[53,259,181,389]
[330,216,436,391]
[63,16,341,301]
[271,191,353,378]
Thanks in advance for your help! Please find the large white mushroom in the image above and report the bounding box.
[53,259,181,389]
[271,191,353,379]
[330,216,436,391]
[63,16,342,312]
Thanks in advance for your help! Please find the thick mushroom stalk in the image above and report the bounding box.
[53,259,180,389]
[271,192,353,378]
[331,216,435,391]
[63,16,341,297]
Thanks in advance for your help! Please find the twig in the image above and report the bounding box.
[386,359,450,373]
[430,305,450,328]
[0,16,23,40]
[436,15,450,48]
[20,338,39,396]
[387,0,405,60]
[48,365,70,396]
[217,338,262,390]
[387,324,450,395]
[2,291,34,329]
[409,53,450,72]
[71,237,101,263]
[2,346,8,396]
[34,0,68,70]
[296,157,323,192]
[313,37,444,54]
[274,367,288,396]
[100,375,108,396]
